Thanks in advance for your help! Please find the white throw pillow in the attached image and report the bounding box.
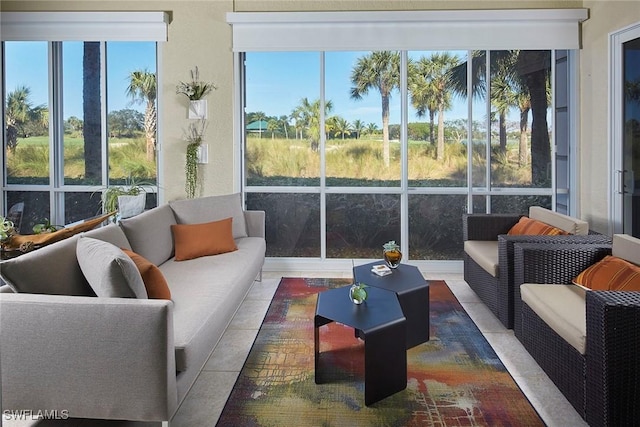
[76,237,148,298]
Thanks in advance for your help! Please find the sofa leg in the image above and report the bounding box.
[161,421,170,427]
[256,268,263,282]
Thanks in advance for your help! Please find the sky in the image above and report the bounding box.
[4,41,156,120]
[245,50,484,128]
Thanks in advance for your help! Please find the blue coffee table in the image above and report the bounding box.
[314,285,407,406]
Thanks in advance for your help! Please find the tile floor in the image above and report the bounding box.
[4,270,587,427]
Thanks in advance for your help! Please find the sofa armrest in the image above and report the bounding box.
[462,214,521,241]
[245,210,265,238]
[585,291,640,426]
[511,242,612,337]
[0,293,177,422]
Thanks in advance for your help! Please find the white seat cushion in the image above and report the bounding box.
[521,283,586,354]
[464,240,499,277]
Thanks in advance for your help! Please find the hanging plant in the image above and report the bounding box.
[185,142,200,199]
[183,119,208,199]
[176,66,216,101]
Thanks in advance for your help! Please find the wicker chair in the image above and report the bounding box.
[462,208,611,329]
[513,236,640,426]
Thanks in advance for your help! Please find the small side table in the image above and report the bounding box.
[354,261,430,349]
[314,285,407,406]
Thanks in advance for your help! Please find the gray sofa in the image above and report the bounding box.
[0,193,266,424]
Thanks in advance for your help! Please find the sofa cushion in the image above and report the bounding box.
[573,255,640,291]
[122,248,172,299]
[521,283,586,354]
[160,236,265,372]
[120,204,177,266]
[0,235,93,296]
[171,218,238,261]
[464,240,499,277]
[507,216,567,236]
[169,193,248,239]
[529,206,589,235]
[77,237,148,299]
[612,233,640,266]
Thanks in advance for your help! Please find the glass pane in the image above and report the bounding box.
[408,51,468,188]
[472,195,486,213]
[490,195,552,214]
[63,42,102,185]
[6,191,50,235]
[326,193,400,258]
[493,50,552,189]
[409,194,466,260]
[245,52,320,186]
[107,42,158,186]
[325,51,401,187]
[65,192,103,224]
[246,193,320,257]
[4,42,50,185]
[624,38,640,237]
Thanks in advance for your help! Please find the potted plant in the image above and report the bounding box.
[176,66,216,119]
[101,180,147,221]
[0,216,14,244]
[184,119,208,199]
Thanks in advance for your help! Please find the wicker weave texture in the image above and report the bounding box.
[521,302,586,419]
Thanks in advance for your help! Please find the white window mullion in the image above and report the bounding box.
[485,51,492,213]
[400,51,409,258]
[319,52,327,260]
[466,50,474,213]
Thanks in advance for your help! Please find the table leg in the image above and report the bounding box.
[364,317,407,406]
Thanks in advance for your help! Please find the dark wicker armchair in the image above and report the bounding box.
[513,239,640,426]
[462,210,611,329]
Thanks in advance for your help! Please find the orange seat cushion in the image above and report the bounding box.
[121,248,172,300]
[171,217,238,261]
[573,255,640,291]
[507,216,568,236]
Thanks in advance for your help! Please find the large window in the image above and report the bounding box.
[243,50,572,261]
[232,10,585,264]
[2,12,166,233]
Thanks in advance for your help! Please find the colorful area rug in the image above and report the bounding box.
[216,278,543,426]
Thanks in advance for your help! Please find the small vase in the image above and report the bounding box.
[383,248,402,269]
[349,284,368,305]
[188,100,207,119]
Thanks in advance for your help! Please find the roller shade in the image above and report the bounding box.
[227,9,588,52]
[1,12,170,42]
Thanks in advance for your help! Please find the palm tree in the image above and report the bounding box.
[450,50,551,185]
[517,50,551,185]
[365,122,379,136]
[127,69,157,162]
[267,118,279,139]
[333,117,353,140]
[278,115,290,139]
[352,119,365,139]
[294,97,333,151]
[5,85,32,152]
[350,51,400,167]
[410,53,459,161]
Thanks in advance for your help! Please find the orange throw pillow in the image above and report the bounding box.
[507,216,568,236]
[121,248,172,299]
[171,217,238,261]
[573,255,640,291]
